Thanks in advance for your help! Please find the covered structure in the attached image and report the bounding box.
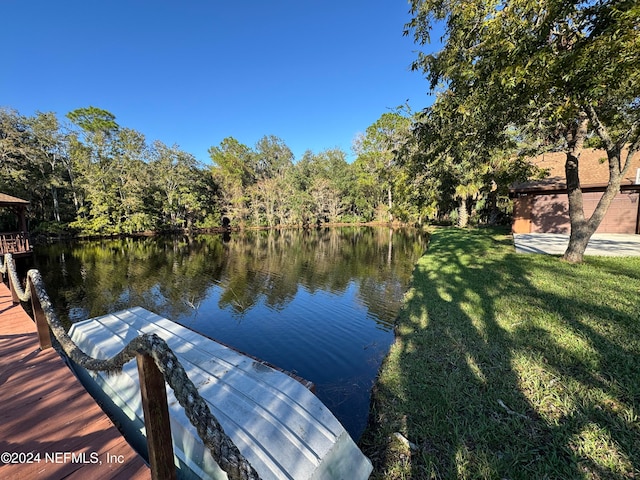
[510,149,640,235]
[0,193,32,256]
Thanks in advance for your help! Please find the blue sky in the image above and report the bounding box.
[2,1,437,163]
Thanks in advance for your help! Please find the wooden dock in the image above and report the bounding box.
[0,282,150,480]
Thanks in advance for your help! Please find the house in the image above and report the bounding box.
[510,149,640,234]
[0,193,32,256]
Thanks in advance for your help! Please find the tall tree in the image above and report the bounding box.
[249,135,295,226]
[254,135,294,180]
[111,127,152,232]
[209,137,255,226]
[66,106,121,233]
[354,111,413,222]
[0,109,74,225]
[280,152,316,226]
[0,108,31,195]
[66,106,118,136]
[411,89,524,227]
[27,112,70,223]
[151,141,210,230]
[406,0,640,262]
[310,149,352,223]
[350,155,381,222]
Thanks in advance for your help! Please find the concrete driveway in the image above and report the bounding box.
[513,233,640,256]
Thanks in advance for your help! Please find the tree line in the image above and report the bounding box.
[0,104,534,237]
[1,107,213,235]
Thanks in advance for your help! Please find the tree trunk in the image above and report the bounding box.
[563,223,591,263]
[387,185,393,222]
[51,186,61,222]
[65,162,82,217]
[563,113,590,263]
[563,108,638,263]
[487,190,499,225]
[565,173,622,262]
[458,197,468,228]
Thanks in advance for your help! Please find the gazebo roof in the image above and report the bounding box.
[0,193,30,207]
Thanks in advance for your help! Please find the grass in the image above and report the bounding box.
[359,227,640,479]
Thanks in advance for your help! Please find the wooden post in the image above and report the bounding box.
[137,353,176,480]
[17,206,28,234]
[29,280,52,350]
[7,262,20,305]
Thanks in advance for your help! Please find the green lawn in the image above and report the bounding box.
[360,227,640,479]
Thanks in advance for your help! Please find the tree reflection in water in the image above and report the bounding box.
[34,227,427,439]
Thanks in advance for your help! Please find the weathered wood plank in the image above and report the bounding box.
[0,282,150,480]
[137,353,176,480]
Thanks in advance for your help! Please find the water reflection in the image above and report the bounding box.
[33,227,427,439]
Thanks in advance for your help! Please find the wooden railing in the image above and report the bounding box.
[0,232,32,256]
[0,253,259,480]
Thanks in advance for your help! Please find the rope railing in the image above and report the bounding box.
[0,253,260,480]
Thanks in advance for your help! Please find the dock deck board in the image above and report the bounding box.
[0,282,150,480]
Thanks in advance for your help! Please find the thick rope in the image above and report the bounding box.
[1,254,260,480]
[0,254,32,303]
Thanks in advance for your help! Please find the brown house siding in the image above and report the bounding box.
[510,148,640,235]
[588,191,639,233]
[512,196,532,233]
[531,193,570,233]
[512,190,640,234]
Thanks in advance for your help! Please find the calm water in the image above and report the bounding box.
[29,227,427,439]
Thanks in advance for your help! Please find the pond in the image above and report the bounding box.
[28,226,427,440]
